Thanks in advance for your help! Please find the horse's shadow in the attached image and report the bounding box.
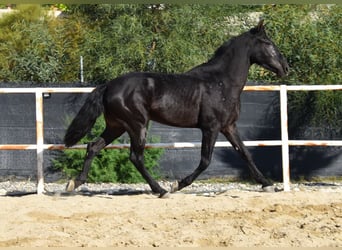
[3,188,152,197]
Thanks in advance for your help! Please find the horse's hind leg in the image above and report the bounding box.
[66,126,125,192]
[128,126,169,198]
[221,124,273,190]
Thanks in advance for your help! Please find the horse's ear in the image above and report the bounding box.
[256,19,265,32]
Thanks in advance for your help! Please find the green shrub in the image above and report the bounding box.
[0,4,84,83]
[53,116,164,183]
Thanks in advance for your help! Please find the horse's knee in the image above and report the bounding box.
[129,152,137,165]
[129,150,144,166]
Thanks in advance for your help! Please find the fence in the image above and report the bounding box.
[0,84,341,194]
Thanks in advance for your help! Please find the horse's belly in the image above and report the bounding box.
[150,107,199,127]
[148,86,202,127]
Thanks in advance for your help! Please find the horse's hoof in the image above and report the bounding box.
[170,181,179,193]
[65,180,75,192]
[159,191,171,199]
[262,185,276,193]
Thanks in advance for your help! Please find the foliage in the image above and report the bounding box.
[249,5,341,84]
[0,4,83,83]
[68,4,258,84]
[53,116,164,183]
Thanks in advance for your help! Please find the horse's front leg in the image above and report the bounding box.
[171,129,218,192]
[221,124,274,191]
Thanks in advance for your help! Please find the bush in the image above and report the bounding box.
[53,116,164,183]
[0,4,84,83]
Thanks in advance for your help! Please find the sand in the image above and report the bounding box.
[0,188,341,247]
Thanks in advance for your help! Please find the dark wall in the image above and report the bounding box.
[0,82,341,182]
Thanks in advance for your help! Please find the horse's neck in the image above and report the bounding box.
[187,51,250,86]
[187,55,250,85]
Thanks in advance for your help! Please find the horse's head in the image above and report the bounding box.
[249,20,289,77]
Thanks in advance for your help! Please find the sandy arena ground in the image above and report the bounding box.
[0,187,341,247]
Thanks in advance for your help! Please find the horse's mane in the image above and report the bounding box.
[186,29,254,73]
[208,28,257,64]
[210,39,234,61]
[186,38,236,73]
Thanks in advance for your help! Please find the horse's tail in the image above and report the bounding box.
[64,84,107,147]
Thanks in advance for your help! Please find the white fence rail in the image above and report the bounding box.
[0,85,341,194]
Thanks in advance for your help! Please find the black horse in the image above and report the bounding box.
[64,20,289,197]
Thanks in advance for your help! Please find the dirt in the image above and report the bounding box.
[0,188,341,247]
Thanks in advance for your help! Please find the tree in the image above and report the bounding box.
[70,4,259,84]
[0,4,84,83]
